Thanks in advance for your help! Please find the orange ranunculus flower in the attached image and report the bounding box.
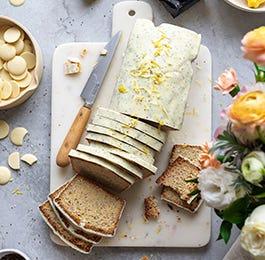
[229,91,265,126]
[242,27,265,65]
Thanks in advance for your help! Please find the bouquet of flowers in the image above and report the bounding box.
[198,27,265,258]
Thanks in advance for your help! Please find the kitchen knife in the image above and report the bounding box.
[56,31,122,168]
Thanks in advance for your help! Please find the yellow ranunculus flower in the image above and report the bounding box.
[229,91,265,126]
[247,0,265,8]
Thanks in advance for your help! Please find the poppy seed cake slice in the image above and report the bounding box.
[53,175,126,237]
[161,186,202,213]
[39,201,93,254]
[156,157,200,201]
[170,144,203,168]
[69,149,136,193]
[87,124,156,157]
[48,182,102,244]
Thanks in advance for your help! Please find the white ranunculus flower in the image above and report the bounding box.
[241,205,265,257]
[198,167,239,210]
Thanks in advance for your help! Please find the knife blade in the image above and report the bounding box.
[81,31,122,107]
[56,31,122,168]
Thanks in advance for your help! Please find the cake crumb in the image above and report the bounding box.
[140,256,149,260]
[144,196,160,221]
[80,48,88,57]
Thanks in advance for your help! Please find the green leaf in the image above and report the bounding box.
[188,189,200,196]
[254,192,265,199]
[184,178,198,184]
[229,85,240,97]
[223,197,250,224]
[217,220,233,244]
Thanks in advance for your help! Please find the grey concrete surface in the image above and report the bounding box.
[0,0,263,259]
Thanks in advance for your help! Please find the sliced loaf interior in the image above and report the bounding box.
[53,175,126,237]
[161,186,202,213]
[48,182,102,244]
[39,201,93,254]
[156,157,199,201]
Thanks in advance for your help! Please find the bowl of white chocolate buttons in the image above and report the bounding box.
[0,16,43,110]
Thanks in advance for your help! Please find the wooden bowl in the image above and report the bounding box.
[0,16,43,110]
[224,0,265,12]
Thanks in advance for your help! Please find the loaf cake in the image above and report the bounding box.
[110,19,201,130]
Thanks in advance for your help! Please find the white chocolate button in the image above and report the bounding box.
[0,120,9,139]
[12,38,24,55]
[0,69,12,80]
[9,0,25,7]
[7,56,27,76]
[0,58,3,70]
[10,80,20,98]
[0,39,5,46]
[4,27,21,43]
[0,44,16,61]
[20,52,36,70]
[1,81,12,100]
[10,127,28,146]
[10,69,27,81]
[16,71,32,88]
[23,39,33,53]
[3,62,8,71]
[8,152,20,170]
[0,26,10,41]
[19,30,25,41]
[0,166,11,185]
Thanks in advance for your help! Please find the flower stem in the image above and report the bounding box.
[254,63,265,82]
[229,85,240,97]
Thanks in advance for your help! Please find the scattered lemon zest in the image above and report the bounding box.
[118,84,128,94]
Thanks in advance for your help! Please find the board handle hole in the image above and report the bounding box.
[128,10,136,16]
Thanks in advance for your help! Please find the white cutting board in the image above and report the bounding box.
[51,1,212,247]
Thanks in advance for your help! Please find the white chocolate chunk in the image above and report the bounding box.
[10,127,28,146]
[4,27,21,43]
[0,26,10,41]
[1,81,12,100]
[16,71,32,88]
[64,58,81,75]
[21,154,37,165]
[0,69,12,81]
[22,39,33,53]
[10,81,20,98]
[10,69,27,81]
[12,39,24,55]
[7,56,27,76]
[9,0,25,7]
[100,49,108,56]
[20,52,36,70]
[8,152,20,170]
[0,120,9,139]
[0,166,11,185]
[0,43,16,61]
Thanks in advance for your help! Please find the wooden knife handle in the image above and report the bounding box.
[56,106,91,168]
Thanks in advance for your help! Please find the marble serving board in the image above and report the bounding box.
[51,1,212,248]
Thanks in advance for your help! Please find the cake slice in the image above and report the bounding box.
[69,149,136,193]
[87,124,156,157]
[156,157,199,201]
[96,107,167,143]
[92,115,163,151]
[86,132,154,163]
[53,175,126,237]
[161,186,202,213]
[169,144,203,168]
[76,144,144,180]
[39,201,93,254]
[48,182,102,244]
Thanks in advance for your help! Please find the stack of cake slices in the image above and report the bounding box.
[156,144,203,213]
[39,175,126,254]
[69,107,167,193]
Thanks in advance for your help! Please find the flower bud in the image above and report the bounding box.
[241,151,265,185]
